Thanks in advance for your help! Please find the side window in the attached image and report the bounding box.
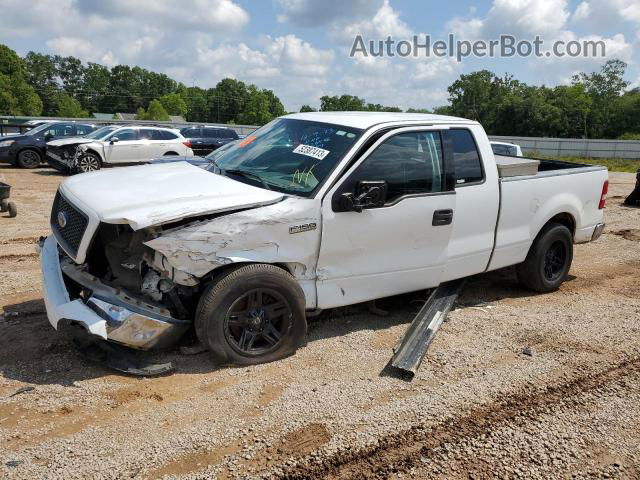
[75,125,93,136]
[139,129,155,140]
[203,128,218,138]
[222,129,238,139]
[162,130,178,140]
[348,131,444,204]
[182,128,200,138]
[450,129,483,185]
[112,129,137,141]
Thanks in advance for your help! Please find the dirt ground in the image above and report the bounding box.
[0,165,638,479]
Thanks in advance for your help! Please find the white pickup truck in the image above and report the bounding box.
[39,112,608,366]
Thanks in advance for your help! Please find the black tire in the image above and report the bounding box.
[517,222,573,292]
[17,149,41,169]
[7,201,17,218]
[0,199,7,212]
[76,153,101,173]
[195,264,307,366]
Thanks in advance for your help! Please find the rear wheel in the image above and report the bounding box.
[76,153,101,173]
[517,222,573,292]
[195,264,307,366]
[17,149,41,169]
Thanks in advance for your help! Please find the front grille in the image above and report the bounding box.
[51,191,88,258]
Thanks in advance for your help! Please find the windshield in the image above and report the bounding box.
[25,123,55,136]
[84,126,118,140]
[207,119,361,197]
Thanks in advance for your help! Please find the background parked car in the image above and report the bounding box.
[150,138,239,168]
[0,121,97,168]
[46,125,194,173]
[490,141,523,157]
[180,125,239,156]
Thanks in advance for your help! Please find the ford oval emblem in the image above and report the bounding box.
[57,211,68,229]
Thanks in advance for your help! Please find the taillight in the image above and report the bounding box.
[183,140,192,148]
[598,180,608,209]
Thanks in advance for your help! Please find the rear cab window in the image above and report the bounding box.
[450,129,484,186]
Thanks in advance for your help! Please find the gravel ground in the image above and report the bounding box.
[0,165,638,479]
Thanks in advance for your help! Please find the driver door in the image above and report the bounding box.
[316,127,456,309]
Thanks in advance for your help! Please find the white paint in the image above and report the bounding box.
[60,162,285,230]
[39,235,108,339]
[488,168,609,271]
[316,126,456,308]
[43,112,608,318]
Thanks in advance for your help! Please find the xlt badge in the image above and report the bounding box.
[289,222,317,234]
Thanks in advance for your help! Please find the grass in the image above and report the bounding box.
[533,154,640,173]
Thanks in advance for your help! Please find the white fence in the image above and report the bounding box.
[489,135,640,159]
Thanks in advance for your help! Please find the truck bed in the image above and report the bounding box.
[488,155,608,272]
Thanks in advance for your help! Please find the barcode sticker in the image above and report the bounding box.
[292,144,330,161]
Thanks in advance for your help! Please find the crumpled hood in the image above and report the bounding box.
[59,162,285,230]
[47,137,96,147]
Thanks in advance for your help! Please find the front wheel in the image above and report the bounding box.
[17,149,41,169]
[76,153,101,173]
[195,264,307,366]
[517,222,573,292]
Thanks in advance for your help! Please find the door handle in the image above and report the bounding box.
[432,209,453,226]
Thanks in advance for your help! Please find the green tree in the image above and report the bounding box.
[447,71,521,132]
[0,45,42,115]
[208,78,248,123]
[135,99,170,120]
[159,92,187,117]
[81,62,111,113]
[178,85,208,122]
[406,108,431,113]
[23,51,58,115]
[237,85,272,125]
[572,59,629,138]
[320,94,367,111]
[55,93,89,117]
[299,104,316,112]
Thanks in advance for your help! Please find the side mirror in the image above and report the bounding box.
[110,137,119,144]
[338,181,388,212]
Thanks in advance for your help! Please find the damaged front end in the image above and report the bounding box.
[46,143,91,173]
[40,217,199,350]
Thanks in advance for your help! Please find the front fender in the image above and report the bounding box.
[144,197,321,281]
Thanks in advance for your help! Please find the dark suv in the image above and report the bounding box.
[180,126,239,156]
[0,122,97,168]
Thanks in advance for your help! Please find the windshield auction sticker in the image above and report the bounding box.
[292,144,330,161]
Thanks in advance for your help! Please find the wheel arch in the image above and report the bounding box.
[82,148,104,163]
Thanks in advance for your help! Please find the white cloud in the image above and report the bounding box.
[448,0,570,40]
[572,0,640,28]
[334,0,411,44]
[276,0,383,27]
[529,32,632,84]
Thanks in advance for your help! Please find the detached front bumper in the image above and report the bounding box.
[39,235,190,350]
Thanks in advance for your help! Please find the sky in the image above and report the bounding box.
[0,0,639,111]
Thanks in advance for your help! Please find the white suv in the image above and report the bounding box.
[46,125,194,173]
